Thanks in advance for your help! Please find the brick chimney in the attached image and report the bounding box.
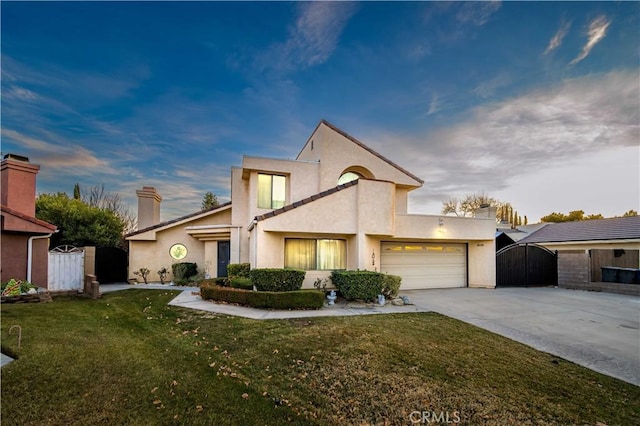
[1,154,40,217]
[136,186,162,229]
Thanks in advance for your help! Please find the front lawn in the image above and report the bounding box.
[1,290,638,425]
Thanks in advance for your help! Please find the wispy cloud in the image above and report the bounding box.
[455,1,501,27]
[426,94,439,116]
[1,128,112,172]
[255,2,356,73]
[544,20,572,55]
[365,70,639,209]
[472,72,511,98]
[570,16,611,65]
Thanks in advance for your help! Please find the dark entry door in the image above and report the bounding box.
[496,243,557,287]
[217,241,231,277]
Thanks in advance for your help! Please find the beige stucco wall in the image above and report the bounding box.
[538,241,640,264]
[297,123,422,192]
[251,178,497,289]
[128,209,232,282]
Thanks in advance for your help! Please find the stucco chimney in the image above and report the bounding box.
[1,154,40,217]
[474,204,497,220]
[136,186,162,229]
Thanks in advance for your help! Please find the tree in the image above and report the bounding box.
[36,193,126,248]
[622,210,638,217]
[540,210,606,223]
[74,183,136,233]
[202,191,219,210]
[441,193,522,225]
[441,193,496,217]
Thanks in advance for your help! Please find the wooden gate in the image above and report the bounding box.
[48,246,85,291]
[496,243,558,287]
[95,247,128,283]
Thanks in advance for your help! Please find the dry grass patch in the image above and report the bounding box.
[1,290,638,425]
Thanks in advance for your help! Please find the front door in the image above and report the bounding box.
[217,241,231,277]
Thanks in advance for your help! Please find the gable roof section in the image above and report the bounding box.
[1,205,57,233]
[249,179,359,230]
[126,202,232,238]
[300,120,424,185]
[519,216,640,244]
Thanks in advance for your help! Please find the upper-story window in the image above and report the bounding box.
[338,171,361,185]
[258,173,286,209]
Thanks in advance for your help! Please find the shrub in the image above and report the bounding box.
[172,262,198,285]
[330,270,384,302]
[230,277,253,290]
[227,263,250,278]
[382,274,402,298]
[200,283,323,309]
[157,267,170,284]
[249,269,305,292]
[133,268,150,284]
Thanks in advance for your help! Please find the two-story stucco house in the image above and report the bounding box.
[126,120,496,289]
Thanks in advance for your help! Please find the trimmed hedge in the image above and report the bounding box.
[330,270,384,302]
[382,274,402,298]
[230,277,253,290]
[227,263,250,278]
[200,283,324,310]
[250,268,305,292]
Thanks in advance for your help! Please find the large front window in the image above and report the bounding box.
[258,174,286,209]
[285,239,346,270]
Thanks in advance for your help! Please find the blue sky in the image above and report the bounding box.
[2,1,639,223]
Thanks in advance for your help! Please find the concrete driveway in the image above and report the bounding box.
[402,287,640,386]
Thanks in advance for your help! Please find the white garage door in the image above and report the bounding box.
[380,242,467,290]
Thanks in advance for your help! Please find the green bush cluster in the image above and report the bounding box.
[200,283,323,309]
[227,263,251,278]
[382,274,402,298]
[229,277,253,290]
[331,271,382,301]
[172,262,198,285]
[249,268,305,292]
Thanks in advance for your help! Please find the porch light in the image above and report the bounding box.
[372,250,375,266]
[439,218,445,227]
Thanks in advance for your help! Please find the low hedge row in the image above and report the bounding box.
[200,283,324,309]
[330,270,402,301]
[229,277,253,290]
[227,263,251,278]
[249,268,305,292]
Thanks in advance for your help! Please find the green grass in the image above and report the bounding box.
[1,290,639,425]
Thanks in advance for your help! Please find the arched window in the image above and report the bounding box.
[338,171,361,185]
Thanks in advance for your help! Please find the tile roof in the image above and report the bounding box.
[304,120,425,185]
[519,216,640,244]
[1,205,57,232]
[252,179,359,225]
[125,201,232,237]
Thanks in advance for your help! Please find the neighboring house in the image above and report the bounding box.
[126,120,496,289]
[518,216,640,290]
[1,154,57,287]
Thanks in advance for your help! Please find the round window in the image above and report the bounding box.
[338,171,361,185]
[169,243,188,260]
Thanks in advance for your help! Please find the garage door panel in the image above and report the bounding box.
[381,242,466,290]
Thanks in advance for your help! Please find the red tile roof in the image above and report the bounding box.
[1,205,57,232]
